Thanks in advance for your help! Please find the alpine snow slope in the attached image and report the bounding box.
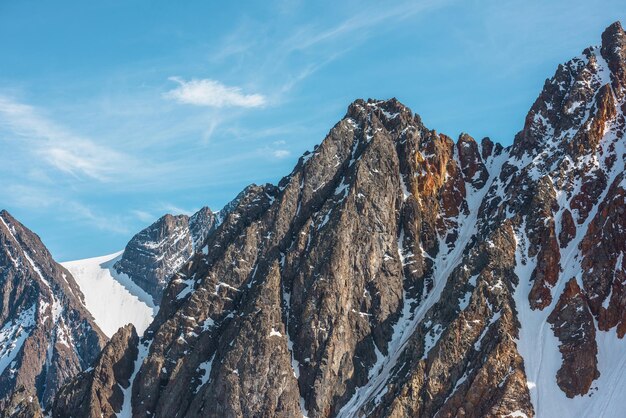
[15,20,626,418]
[0,199,220,414]
[61,206,221,338]
[61,252,156,338]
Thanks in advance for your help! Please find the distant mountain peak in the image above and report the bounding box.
[112,207,216,305]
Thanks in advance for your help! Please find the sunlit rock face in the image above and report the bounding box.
[26,21,626,418]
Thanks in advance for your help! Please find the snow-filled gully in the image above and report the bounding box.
[338,152,507,417]
[513,82,626,418]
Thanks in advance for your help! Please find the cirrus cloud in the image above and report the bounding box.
[164,77,266,108]
[272,149,290,159]
[0,95,140,182]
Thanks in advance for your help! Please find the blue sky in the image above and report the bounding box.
[1,0,624,261]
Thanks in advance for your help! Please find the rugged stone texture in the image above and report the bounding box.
[365,222,532,418]
[0,210,106,409]
[558,209,576,248]
[547,279,599,397]
[36,21,626,418]
[0,386,43,418]
[601,21,626,99]
[114,207,216,304]
[457,133,489,189]
[189,207,215,250]
[484,20,626,409]
[52,95,518,418]
[526,177,560,310]
[51,324,138,418]
[581,174,626,337]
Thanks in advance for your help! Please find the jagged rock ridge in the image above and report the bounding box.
[20,20,626,418]
[51,324,139,418]
[113,207,217,304]
[61,201,242,339]
[0,210,106,412]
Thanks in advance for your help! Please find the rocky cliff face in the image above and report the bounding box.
[28,21,626,418]
[0,210,106,411]
[51,324,139,418]
[0,386,43,418]
[113,207,217,304]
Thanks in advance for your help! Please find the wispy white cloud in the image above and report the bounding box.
[283,1,445,53]
[4,184,132,235]
[257,140,292,160]
[1,0,451,259]
[131,209,155,223]
[272,149,290,159]
[131,203,198,225]
[271,139,291,158]
[63,200,131,234]
[202,1,448,104]
[0,95,139,182]
[164,77,266,108]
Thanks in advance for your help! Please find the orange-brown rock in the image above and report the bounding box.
[41,21,626,418]
[580,175,626,337]
[547,279,599,397]
[569,84,617,155]
[570,171,607,224]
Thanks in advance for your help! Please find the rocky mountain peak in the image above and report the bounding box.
[189,206,213,249]
[54,89,510,417]
[0,211,105,410]
[113,206,218,304]
[601,21,626,90]
[346,98,423,138]
[506,27,624,197]
[8,20,626,418]
[456,133,490,189]
[51,324,139,418]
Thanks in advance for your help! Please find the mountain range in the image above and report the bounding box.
[1,20,626,418]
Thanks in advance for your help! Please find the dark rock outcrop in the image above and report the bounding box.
[0,210,106,409]
[113,207,217,304]
[51,324,139,418]
[0,386,43,418]
[547,279,599,397]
